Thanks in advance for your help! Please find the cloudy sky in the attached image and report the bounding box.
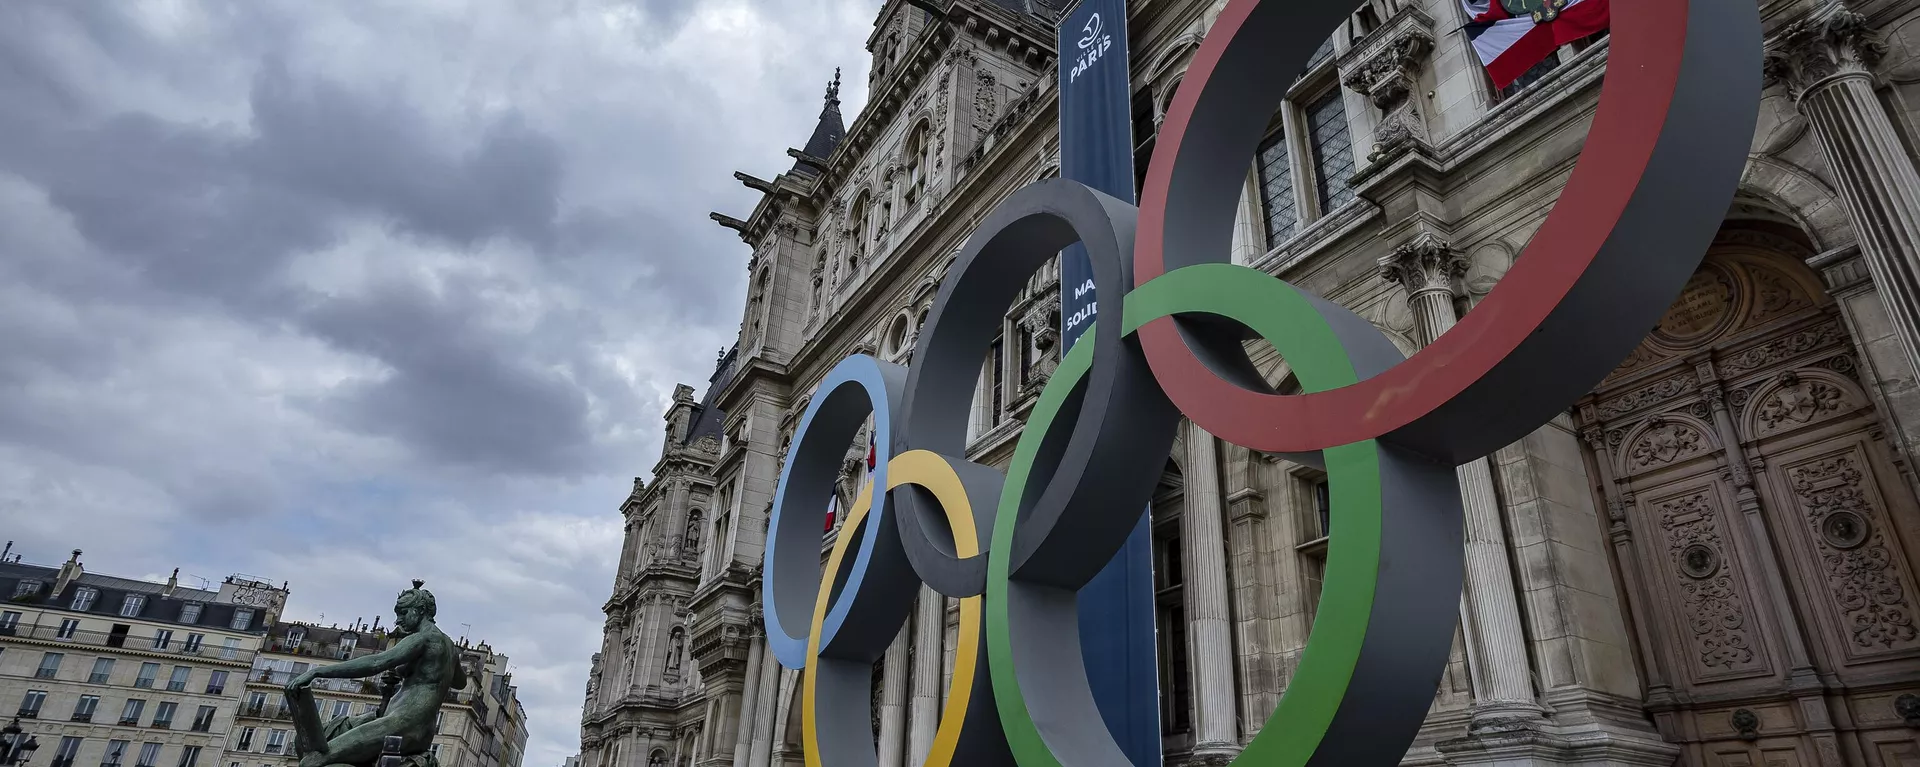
[0,1,874,764]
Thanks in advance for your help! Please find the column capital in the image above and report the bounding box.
[1764,5,1888,98]
[1380,230,1468,299]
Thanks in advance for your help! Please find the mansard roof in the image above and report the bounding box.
[680,345,737,446]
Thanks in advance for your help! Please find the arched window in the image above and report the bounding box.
[648,750,666,767]
[904,122,932,206]
[683,510,703,559]
[848,192,871,275]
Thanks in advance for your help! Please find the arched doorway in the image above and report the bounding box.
[1578,224,1920,765]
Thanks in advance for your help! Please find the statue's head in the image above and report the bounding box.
[394,579,437,633]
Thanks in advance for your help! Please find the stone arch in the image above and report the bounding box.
[778,671,804,753]
[882,311,915,361]
[1615,413,1721,476]
[1736,157,1852,251]
[1739,367,1872,441]
[1606,224,1833,382]
[1141,30,1203,90]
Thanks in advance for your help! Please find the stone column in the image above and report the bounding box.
[1380,232,1544,724]
[877,626,910,767]
[1767,5,1920,371]
[1182,421,1241,758]
[906,586,944,764]
[745,650,781,767]
[730,632,766,767]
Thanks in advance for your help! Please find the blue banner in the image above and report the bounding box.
[1058,1,1161,765]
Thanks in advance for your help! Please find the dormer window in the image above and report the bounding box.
[71,587,99,611]
[179,602,203,624]
[13,580,41,599]
[287,627,305,645]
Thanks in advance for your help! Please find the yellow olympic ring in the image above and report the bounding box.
[803,450,983,767]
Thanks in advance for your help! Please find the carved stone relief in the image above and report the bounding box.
[1750,371,1854,437]
[1783,451,1920,655]
[1628,418,1715,470]
[1653,490,1769,677]
[1604,243,1829,383]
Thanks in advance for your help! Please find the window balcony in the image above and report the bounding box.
[151,721,172,730]
[118,718,140,726]
[35,668,59,679]
[89,673,112,684]
[16,709,40,719]
[71,713,93,723]
[134,679,155,689]
[166,683,186,692]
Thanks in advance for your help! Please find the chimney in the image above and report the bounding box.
[1,541,11,562]
[372,616,382,631]
[163,568,179,598]
[53,549,84,596]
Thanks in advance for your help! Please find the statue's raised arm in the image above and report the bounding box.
[287,581,465,767]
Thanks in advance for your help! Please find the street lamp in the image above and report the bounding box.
[0,717,39,767]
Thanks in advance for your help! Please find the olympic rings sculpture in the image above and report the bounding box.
[762,0,1759,761]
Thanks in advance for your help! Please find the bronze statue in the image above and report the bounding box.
[286,581,465,767]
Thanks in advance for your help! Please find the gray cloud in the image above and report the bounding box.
[0,1,876,764]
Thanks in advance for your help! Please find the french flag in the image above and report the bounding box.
[825,441,878,532]
[1461,0,1610,90]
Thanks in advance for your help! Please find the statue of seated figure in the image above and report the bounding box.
[286,581,466,767]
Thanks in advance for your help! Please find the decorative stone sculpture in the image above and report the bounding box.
[287,581,466,767]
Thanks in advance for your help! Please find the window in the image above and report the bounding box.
[14,580,41,599]
[206,670,228,696]
[1132,87,1160,198]
[73,695,100,722]
[230,609,254,630]
[339,634,357,655]
[264,731,286,755]
[178,603,202,624]
[434,711,444,733]
[1304,91,1356,213]
[362,702,379,715]
[1152,526,1191,736]
[1313,480,1332,539]
[167,666,190,692]
[177,746,201,767]
[429,746,441,760]
[104,740,130,767]
[903,123,932,206]
[120,595,147,617]
[246,692,267,715]
[90,657,115,684]
[191,706,215,732]
[329,700,351,720]
[236,728,255,751]
[285,626,305,644]
[0,611,20,631]
[54,736,82,767]
[120,699,146,725]
[181,634,204,653]
[20,690,46,717]
[1256,130,1301,246]
[151,630,173,650]
[220,638,240,660]
[57,618,80,639]
[135,663,159,689]
[988,337,1005,427]
[136,743,162,767]
[152,701,176,728]
[72,587,99,611]
[38,652,64,679]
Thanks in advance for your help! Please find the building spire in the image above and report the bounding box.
[795,66,848,170]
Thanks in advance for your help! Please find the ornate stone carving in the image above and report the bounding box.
[1764,6,1888,99]
[1657,492,1763,673]
[1379,231,1467,297]
[1719,319,1845,374]
[1754,372,1851,435]
[1597,373,1697,420]
[1747,265,1815,324]
[1338,9,1436,162]
[1895,693,1920,728]
[1787,454,1920,651]
[972,71,998,146]
[1629,419,1711,468]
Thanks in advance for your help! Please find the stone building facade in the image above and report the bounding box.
[0,549,287,767]
[578,0,1920,764]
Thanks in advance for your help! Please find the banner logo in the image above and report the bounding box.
[1068,13,1113,83]
[760,0,1759,764]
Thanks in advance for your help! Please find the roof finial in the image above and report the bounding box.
[826,68,842,107]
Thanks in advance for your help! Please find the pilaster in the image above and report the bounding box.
[878,624,910,767]
[906,586,944,764]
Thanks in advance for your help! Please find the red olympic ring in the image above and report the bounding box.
[1135,0,1759,464]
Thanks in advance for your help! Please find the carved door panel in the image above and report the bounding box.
[1859,727,1920,767]
[1701,739,1812,767]
[1629,475,1778,687]
[1748,402,1920,671]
